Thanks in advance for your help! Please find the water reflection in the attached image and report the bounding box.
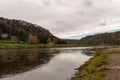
[0,49,59,78]
[0,47,92,80]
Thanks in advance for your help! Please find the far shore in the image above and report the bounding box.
[0,43,83,49]
[0,43,119,49]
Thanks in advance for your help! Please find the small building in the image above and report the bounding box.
[1,34,8,39]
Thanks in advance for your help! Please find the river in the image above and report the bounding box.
[0,47,93,80]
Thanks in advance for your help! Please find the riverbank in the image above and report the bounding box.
[71,49,108,80]
[0,43,82,49]
[0,43,118,49]
[71,47,120,80]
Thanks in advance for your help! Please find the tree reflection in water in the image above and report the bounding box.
[0,49,60,78]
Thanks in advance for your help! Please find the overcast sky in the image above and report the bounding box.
[0,0,120,39]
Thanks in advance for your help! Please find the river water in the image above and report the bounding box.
[0,47,93,80]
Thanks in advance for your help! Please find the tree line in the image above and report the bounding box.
[0,17,66,44]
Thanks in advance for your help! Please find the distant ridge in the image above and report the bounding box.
[79,31,120,45]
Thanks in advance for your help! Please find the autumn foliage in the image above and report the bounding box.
[28,34,38,43]
[47,38,52,44]
[47,37,58,44]
[11,36,19,42]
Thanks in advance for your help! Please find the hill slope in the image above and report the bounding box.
[79,31,120,45]
[0,17,65,44]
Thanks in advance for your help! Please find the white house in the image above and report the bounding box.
[1,34,8,39]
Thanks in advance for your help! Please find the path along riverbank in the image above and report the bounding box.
[105,47,120,80]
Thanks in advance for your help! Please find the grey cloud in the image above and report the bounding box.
[0,0,120,38]
[55,0,64,5]
[55,20,65,24]
[42,0,51,5]
[99,23,107,26]
[82,0,93,7]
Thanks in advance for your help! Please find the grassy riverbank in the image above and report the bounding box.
[0,43,82,49]
[71,49,108,80]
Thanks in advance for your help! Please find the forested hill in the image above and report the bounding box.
[0,17,66,44]
[79,31,120,45]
